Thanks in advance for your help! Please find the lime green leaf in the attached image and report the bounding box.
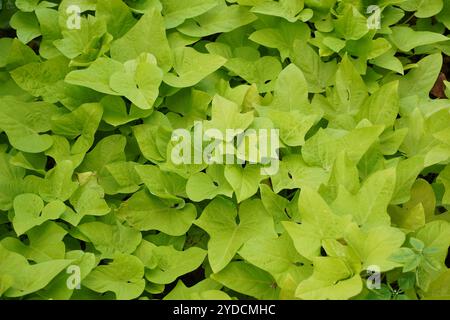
[100,96,153,127]
[117,190,197,236]
[399,53,443,99]
[12,194,65,236]
[144,245,207,284]
[334,4,369,40]
[77,221,142,259]
[267,110,317,146]
[10,11,41,43]
[65,57,124,94]
[110,8,173,71]
[36,250,96,300]
[178,4,257,37]
[0,243,71,298]
[295,256,363,300]
[39,160,78,202]
[422,269,450,299]
[390,179,434,230]
[161,0,220,28]
[135,164,187,206]
[224,164,265,203]
[0,97,58,153]
[78,135,127,174]
[283,187,351,260]
[225,56,282,93]
[271,63,309,112]
[109,53,163,110]
[291,40,337,93]
[51,103,103,155]
[437,165,450,205]
[98,161,142,195]
[96,0,136,38]
[345,224,405,272]
[164,279,230,300]
[2,221,67,263]
[203,95,254,141]
[82,254,145,300]
[195,198,276,272]
[400,0,444,18]
[68,174,110,223]
[416,221,450,264]
[186,164,233,202]
[0,152,27,211]
[251,0,305,22]
[334,55,368,114]
[239,234,313,287]
[133,123,172,163]
[357,81,399,128]
[302,126,384,170]
[332,168,396,228]
[249,21,310,61]
[260,184,291,232]
[212,261,280,299]
[10,56,69,103]
[391,156,424,205]
[389,26,448,52]
[320,151,359,201]
[53,15,112,66]
[163,47,227,88]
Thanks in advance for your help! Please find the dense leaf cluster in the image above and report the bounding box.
[0,0,449,300]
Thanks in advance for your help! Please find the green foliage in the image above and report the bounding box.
[0,0,449,301]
